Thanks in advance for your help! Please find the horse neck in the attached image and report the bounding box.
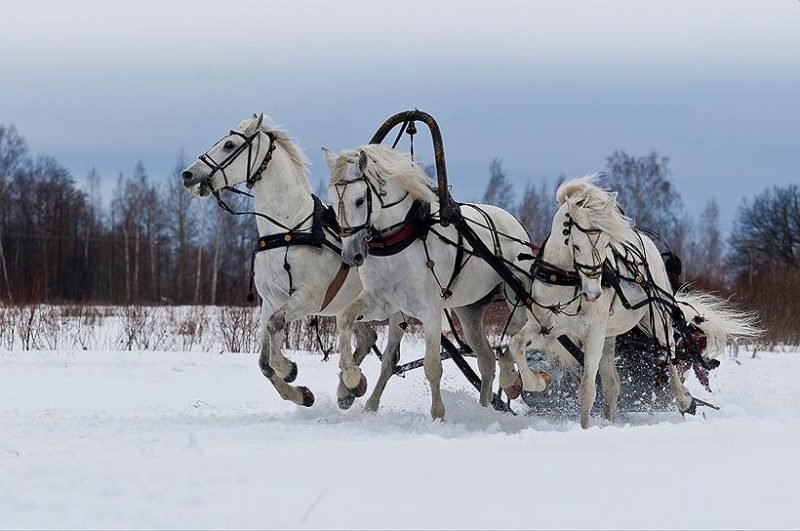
[541,212,574,269]
[251,145,314,236]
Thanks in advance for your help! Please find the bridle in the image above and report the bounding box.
[564,212,606,280]
[333,162,409,239]
[198,129,277,192]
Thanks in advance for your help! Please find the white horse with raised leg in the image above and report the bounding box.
[324,145,543,420]
[509,177,761,428]
[182,114,405,409]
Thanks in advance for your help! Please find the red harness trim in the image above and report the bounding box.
[368,224,418,250]
[525,241,541,254]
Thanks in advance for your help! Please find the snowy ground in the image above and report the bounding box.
[1,343,799,529]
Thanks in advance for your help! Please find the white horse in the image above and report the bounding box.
[509,177,760,428]
[324,145,544,420]
[182,113,405,408]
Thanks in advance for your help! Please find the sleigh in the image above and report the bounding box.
[368,109,719,415]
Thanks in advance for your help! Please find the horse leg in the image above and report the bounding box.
[353,322,378,366]
[265,288,318,382]
[578,330,605,429]
[422,309,446,420]
[334,321,375,408]
[258,304,314,407]
[667,361,694,413]
[364,312,405,412]
[335,294,379,409]
[498,304,528,399]
[453,304,496,406]
[508,320,550,393]
[598,336,620,422]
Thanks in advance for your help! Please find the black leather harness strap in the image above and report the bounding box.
[248,195,343,301]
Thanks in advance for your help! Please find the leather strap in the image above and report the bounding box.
[320,263,351,311]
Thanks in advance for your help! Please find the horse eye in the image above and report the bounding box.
[355,197,365,207]
[223,140,235,150]
[573,244,580,251]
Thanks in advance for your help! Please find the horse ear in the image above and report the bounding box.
[358,151,368,174]
[565,196,579,216]
[321,147,337,170]
[604,191,618,210]
[253,113,264,131]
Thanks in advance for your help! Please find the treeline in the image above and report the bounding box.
[482,153,799,346]
[0,125,256,305]
[1,123,797,344]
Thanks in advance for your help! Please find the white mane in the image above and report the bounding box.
[329,144,437,204]
[556,174,636,242]
[237,115,311,180]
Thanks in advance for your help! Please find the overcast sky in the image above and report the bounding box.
[1,0,798,231]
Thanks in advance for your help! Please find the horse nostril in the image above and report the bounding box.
[353,253,364,266]
[181,170,193,182]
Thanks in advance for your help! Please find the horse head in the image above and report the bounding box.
[324,145,434,267]
[182,113,273,197]
[556,177,626,302]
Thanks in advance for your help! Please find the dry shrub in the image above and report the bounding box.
[0,303,19,349]
[217,306,259,353]
[1,304,61,350]
[170,306,210,351]
[118,305,168,351]
[60,305,101,350]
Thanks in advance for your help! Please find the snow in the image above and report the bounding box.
[1,343,799,529]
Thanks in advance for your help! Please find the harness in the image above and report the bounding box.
[334,167,486,301]
[366,201,432,256]
[246,194,344,306]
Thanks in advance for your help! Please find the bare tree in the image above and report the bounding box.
[729,184,800,272]
[0,125,28,301]
[166,153,194,303]
[603,150,685,242]
[517,180,554,244]
[687,199,723,284]
[482,158,515,210]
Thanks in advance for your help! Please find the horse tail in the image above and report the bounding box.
[674,290,762,359]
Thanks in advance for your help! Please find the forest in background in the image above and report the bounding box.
[0,123,797,345]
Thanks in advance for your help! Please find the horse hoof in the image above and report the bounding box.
[283,361,298,383]
[338,394,355,410]
[351,374,368,398]
[538,371,551,386]
[504,373,523,399]
[298,386,315,407]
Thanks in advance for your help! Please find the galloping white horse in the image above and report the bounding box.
[182,114,405,408]
[509,177,760,428]
[324,145,545,420]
